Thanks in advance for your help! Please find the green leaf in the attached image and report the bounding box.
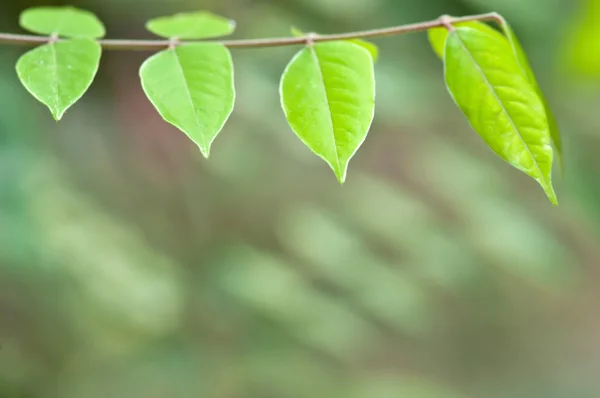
[291,26,379,62]
[146,11,235,39]
[280,41,375,183]
[443,27,557,204]
[428,20,502,59]
[20,6,105,39]
[500,20,563,170]
[429,19,564,172]
[290,26,305,38]
[139,43,235,157]
[16,39,102,120]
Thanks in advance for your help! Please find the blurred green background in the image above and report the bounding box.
[1,0,600,397]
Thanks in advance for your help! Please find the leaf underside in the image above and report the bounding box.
[140,43,235,157]
[280,41,375,183]
[146,11,235,39]
[20,6,106,38]
[444,27,557,204]
[16,38,102,120]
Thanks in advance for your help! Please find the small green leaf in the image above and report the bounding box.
[140,43,235,157]
[444,27,557,204]
[20,6,105,39]
[16,39,102,120]
[280,41,375,183]
[290,26,305,38]
[500,20,563,170]
[146,11,235,39]
[428,20,502,58]
[291,26,379,62]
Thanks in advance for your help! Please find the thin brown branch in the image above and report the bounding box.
[0,12,502,51]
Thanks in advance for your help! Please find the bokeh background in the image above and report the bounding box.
[1,0,600,397]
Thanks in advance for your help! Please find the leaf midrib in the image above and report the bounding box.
[171,47,206,149]
[50,42,60,117]
[48,8,71,118]
[452,30,548,187]
[308,45,342,176]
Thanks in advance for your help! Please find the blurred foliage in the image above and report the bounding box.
[1,0,600,397]
[561,0,600,81]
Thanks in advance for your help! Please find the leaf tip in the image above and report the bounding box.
[198,145,211,159]
[50,107,65,121]
[333,165,347,185]
[541,184,558,206]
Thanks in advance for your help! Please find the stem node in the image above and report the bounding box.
[168,37,180,49]
[439,15,456,32]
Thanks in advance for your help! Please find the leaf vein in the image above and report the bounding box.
[309,46,341,174]
[453,31,548,187]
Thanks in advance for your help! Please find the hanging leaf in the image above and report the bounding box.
[19,6,105,39]
[429,20,564,171]
[16,39,102,120]
[140,43,235,157]
[443,27,557,204]
[280,41,375,183]
[428,20,502,58]
[291,27,379,62]
[146,11,235,39]
[499,20,563,170]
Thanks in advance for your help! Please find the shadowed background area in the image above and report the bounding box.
[1,0,600,397]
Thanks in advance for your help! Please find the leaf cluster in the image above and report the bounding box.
[12,7,562,204]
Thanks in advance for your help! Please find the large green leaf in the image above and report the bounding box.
[279,41,375,183]
[290,27,379,62]
[139,43,235,157]
[146,11,235,39]
[19,6,105,39]
[500,21,563,170]
[16,39,102,120]
[443,27,557,204]
[429,20,563,171]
